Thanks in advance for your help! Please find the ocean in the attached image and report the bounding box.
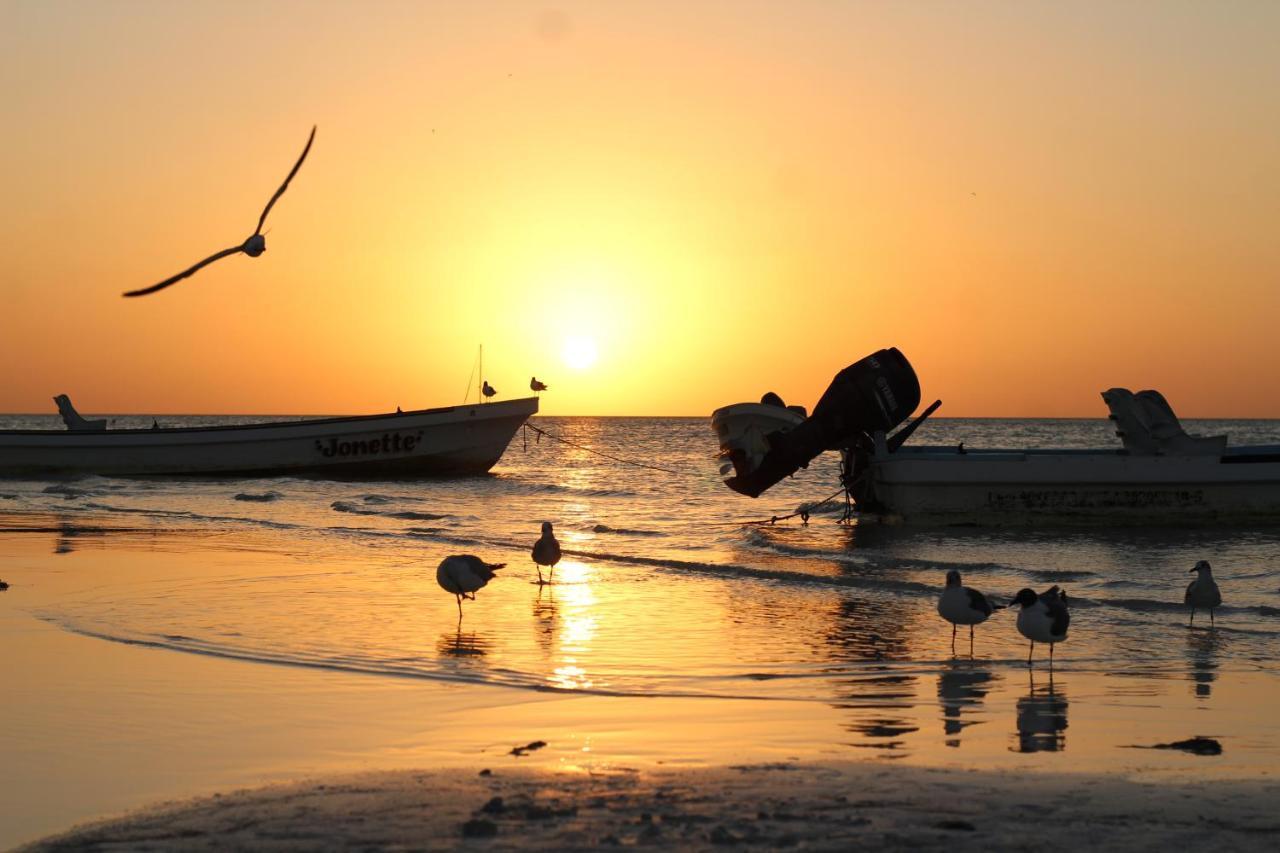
[2,415,1279,770]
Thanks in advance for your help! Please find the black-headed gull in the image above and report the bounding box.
[437,554,505,618]
[937,569,1000,654]
[1012,586,1070,666]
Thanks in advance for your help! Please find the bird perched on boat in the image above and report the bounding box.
[436,555,505,619]
[1011,586,1070,666]
[531,521,561,585]
[937,570,1001,654]
[124,126,316,297]
[482,381,497,401]
[1185,560,1223,627]
[530,377,548,394]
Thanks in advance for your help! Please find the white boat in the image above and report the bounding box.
[711,350,1280,524]
[858,389,1280,524]
[0,396,538,477]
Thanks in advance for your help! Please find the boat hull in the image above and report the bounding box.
[0,398,538,478]
[869,446,1280,524]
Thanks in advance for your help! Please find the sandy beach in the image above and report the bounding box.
[22,763,1280,851]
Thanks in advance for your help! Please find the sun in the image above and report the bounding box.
[561,336,598,370]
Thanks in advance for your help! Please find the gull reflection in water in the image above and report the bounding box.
[1012,671,1068,753]
[1186,629,1223,699]
[533,583,559,657]
[938,659,999,747]
[437,628,493,660]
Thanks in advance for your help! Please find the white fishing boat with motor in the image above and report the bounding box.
[0,395,538,477]
[711,348,1280,524]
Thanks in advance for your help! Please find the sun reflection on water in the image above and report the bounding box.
[534,561,599,690]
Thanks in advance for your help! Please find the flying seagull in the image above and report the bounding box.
[436,554,505,619]
[124,125,316,297]
[937,569,1001,655]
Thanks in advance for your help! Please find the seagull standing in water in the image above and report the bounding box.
[1186,560,1223,627]
[937,570,1001,655]
[530,377,548,394]
[436,555,505,619]
[531,521,561,585]
[1012,586,1070,667]
[482,381,497,402]
[124,126,316,297]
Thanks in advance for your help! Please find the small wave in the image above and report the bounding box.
[590,524,665,537]
[1070,595,1280,624]
[42,484,98,500]
[234,491,282,503]
[359,493,424,505]
[490,476,637,499]
[78,502,304,531]
[34,614,792,702]
[0,493,17,500]
[331,500,448,521]
[1027,568,1097,582]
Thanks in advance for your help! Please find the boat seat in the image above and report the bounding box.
[1101,388,1226,456]
[53,394,107,431]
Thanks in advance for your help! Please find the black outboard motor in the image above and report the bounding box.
[722,348,921,498]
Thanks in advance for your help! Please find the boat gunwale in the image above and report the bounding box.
[0,397,539,438]
[883,444,1280,459]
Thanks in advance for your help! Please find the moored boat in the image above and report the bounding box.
[0,397,538,477]
[860,389,1280,523]
[712,350,1280,524]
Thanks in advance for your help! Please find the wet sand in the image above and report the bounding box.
[21,763,1280,851]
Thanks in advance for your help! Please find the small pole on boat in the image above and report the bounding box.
[478,344,483,404]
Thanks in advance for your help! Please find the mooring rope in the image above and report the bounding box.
[735,485,850,526]
[521,423,694,477]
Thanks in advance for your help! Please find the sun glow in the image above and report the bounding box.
[561,336,598,371]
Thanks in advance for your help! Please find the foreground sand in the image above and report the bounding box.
[23,762,1280,851]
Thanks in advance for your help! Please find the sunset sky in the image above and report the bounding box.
[3,1,1278,417]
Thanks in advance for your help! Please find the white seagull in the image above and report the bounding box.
[1185,560,1223,627]
[436,555,505,618]
[124,126,316,297]
[937,569,1001,654]
[531,521,561,585]
[1011,585,1070,667]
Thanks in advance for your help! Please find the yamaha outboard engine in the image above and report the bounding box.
[713,348,921,498]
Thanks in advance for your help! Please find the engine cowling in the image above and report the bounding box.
[714,348,921,498]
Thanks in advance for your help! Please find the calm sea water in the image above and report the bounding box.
[3,415,1279,762]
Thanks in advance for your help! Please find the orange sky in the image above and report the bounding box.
[3,1,1278,417]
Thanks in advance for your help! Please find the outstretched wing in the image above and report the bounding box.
[123,245,243,297]
[255,125,316,235]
